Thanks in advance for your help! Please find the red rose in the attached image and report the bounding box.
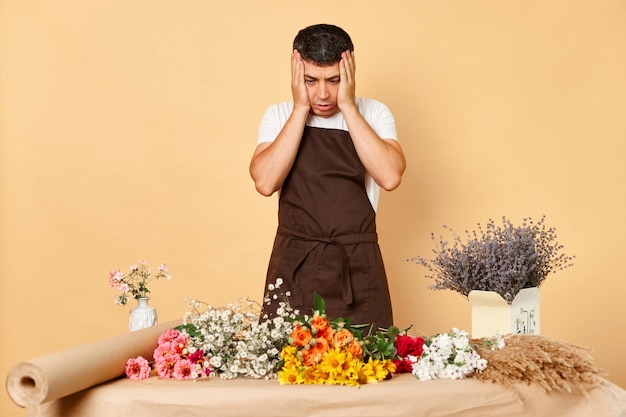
[392,358,416,374]
[395,335,425,358]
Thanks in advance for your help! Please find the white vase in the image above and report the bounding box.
[468,287,540,338]
[129,297,158,332]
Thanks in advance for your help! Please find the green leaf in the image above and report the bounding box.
[386,325,400,340]
[175,323,202,339]
[383,344,398,359]
[351,327,365,340]
[274,358,285,372]
[313,293,326,313]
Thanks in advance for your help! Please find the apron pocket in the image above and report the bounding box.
[306,250,370,317]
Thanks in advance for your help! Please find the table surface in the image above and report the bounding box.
[29,373,626,417]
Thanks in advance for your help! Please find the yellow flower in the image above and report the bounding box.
[371,358,391,381]
[312,367,334,384]
[357,365,375,384]
[334,359,360,386]
[280,346,300,367]
[359,357,390,384]
[382,359,396,375]
[302,366,318,384]
[281,345,297,359]
[319,348,347,377]
[278,363,303,384]
[339,374,361,387]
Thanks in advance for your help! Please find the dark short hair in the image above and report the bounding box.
[293,24,354,66]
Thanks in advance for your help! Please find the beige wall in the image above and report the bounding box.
[2,1,625,415]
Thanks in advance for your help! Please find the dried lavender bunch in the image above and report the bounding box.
[411,216,574,304]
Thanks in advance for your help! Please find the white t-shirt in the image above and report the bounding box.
[257,97,398,211]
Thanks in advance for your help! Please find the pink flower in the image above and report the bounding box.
[173,358,194,380]
[188,349,205,363]
[108,270,123,285]
[158,329,182,345]
[172,335,189,354]
[155,353,179,378]
[108,270,129,292]
[189,351,210,377]
[153,342,174,360]
[158,264,172,280]
[108,270,116,285]
[125,356,151,380]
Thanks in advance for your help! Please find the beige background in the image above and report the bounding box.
[1,1,624,415]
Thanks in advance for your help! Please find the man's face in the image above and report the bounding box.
[303,60,341,118]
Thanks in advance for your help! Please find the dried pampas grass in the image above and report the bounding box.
[471,334,605,396]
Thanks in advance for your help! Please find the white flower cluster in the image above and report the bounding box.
[181,279,296,380]
[411,328,489,381]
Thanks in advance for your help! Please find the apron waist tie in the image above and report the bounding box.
[277,226,378,306]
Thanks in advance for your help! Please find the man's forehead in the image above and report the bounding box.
[303,61,340,79]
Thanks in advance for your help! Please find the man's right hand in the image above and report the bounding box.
[291,50,310,113]
[249,51,311,197]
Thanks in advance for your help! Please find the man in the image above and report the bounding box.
[250,24,405,327]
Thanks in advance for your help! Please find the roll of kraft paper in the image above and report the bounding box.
[6,320,181,408]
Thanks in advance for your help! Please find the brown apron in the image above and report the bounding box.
[262,126,393,327]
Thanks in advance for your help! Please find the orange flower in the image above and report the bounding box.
[347,341,363,359]
[310,313,329,332]
[316,325,333,342]
[302,337,329,367]
[290,325,312,347]
[311,336,330,356]
[332,329,354,348]
[302,347,323,367]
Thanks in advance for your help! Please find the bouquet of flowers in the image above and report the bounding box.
[392,329,503,380]
[409,328,500,380]
[175,296,295,379]
[108,260,171,306]
[124,278,296,380]
[411,216,574,303]
[122,279,499,384]
[125,328,210,380]
[278,294,398,386]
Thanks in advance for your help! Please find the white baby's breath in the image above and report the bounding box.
[180,279,296,379]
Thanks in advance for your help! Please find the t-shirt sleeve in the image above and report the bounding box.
[257,106,280,144]
[367,100,398,141]
[257,102,294,144]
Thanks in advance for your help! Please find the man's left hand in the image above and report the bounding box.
[338,50,357,111]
